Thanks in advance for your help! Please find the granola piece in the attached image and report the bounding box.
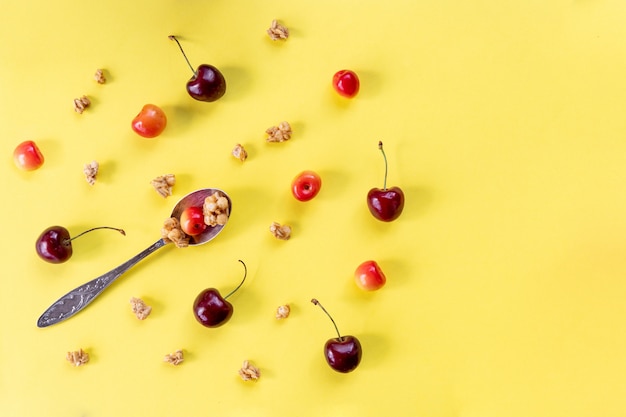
[66,348,89,367]
[203,191,230,227]
[238,360,260,381]
[161,217,189,248]
[232,143,248,162]
[164,350,184,365]
[267,19,289,41]
[94,69,106,84]
[276,304,290,319]
[83,160,99,185]
[73,95,91,114]
[270,222,291,240]
[151,174,176,198]
[130,297,152,320]
[265,121,292,143]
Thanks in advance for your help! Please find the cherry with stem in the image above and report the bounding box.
[366,140,405,222]
[36,226,126,264]
[193,260,247,328]
[168,35,226,102]
[311,298,362,373]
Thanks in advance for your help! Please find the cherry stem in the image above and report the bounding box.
[68,227,126,244]
[378,140,388,191]
[311,298,342,340]
[168,35,196,76]
[224,260,247,299]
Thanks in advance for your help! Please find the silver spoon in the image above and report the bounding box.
[36,188,232,328]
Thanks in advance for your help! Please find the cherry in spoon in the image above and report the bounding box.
[37,188,232,328]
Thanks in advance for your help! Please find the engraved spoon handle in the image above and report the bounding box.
[37,239,167,328]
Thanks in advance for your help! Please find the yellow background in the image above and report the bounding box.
[1,0,626,416]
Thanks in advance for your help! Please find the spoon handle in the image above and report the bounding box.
[37,239,167,328]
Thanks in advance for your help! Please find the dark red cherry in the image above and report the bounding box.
[311,298,362,373]
[169,35,226,102]
[324,335,362,373]
[367,141,405,222]
[193,288,233,327]
[35,226,125,264]
[186,64,226,102]
[193,260,247,327]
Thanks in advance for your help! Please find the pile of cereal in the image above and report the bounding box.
[203,191,230,227]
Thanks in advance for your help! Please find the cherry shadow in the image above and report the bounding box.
[220,65,253,103]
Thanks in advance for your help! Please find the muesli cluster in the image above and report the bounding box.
[267,19,289,41]
[66,348,89,367]
[161,217,190,248]
[231,143,248,161]
[203,191,230,227]
[270,222,291,240]
[265,121,292,142]
[275,304,291,319]
[130,297,152,320]
[238,360,261,381]
[73,95,91,114]
[151,174,176,198]
[164,350,184,366]
[83,160,99,185]
[94,69,106,84]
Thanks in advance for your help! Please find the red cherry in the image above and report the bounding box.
[354,260,386,291]
[193,288,233,327]
[367,141,405,221]
[367,187,405,222]
[180,206,207,236]
[311,298,362,373]
[291,170,322,202]
[332,69,360,98]
[193,260,247,328]
[131,104,167,138]
[35,226,125,264]
[186,64,227,102]
[169,36,226,102]
[13,140,44,171]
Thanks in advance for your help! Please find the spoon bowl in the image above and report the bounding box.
[170,188,231,246]
[37,188,232,328]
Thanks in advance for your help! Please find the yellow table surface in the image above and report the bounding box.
[2,1,626,416]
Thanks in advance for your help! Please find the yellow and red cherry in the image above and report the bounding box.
[291,170,322,202]
[13,140,44,171]
[35,226,125,264]
[193,260,247,328]
[180,206,206,236]
[311,298,362,373]
[131,104,167,138]
[354,260,386,291]
[332,69,360,98]
[367,141,405,222]
[169,35,226,102]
